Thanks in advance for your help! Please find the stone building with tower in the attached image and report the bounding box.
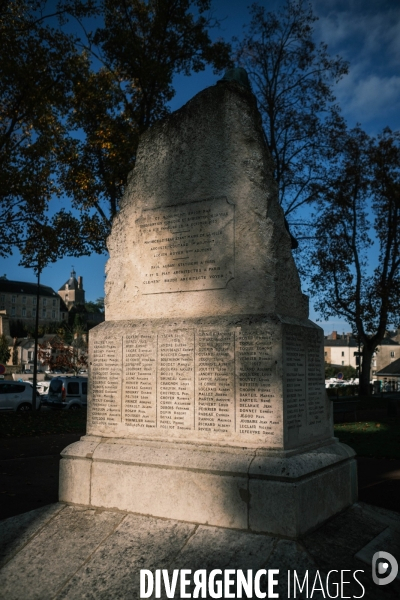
[57,269,85,310]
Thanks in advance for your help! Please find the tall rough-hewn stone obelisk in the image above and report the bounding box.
[60,74,356,538]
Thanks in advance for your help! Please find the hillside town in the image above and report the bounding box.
[0,270,104,376]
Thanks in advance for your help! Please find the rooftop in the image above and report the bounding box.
[0,279,58,298]
[376,357,400,377]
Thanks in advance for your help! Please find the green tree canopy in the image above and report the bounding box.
[85,298,104,313]
[0,333,11,365]
[1,0,231,258]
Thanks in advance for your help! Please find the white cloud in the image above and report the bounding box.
[314,6,400,61]
[310,1,400,130]
[336,71,400,126]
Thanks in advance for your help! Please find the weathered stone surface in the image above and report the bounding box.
[1,503,399,599]
[265,539,325,600]
[57,514,196,600]
[59,439,356,536]
[355,527,400,581]
[87,315,332,451]
[105,81,307,321]
[90,459,249,529]
[249,459,356,537]
[0,506,124,600]
[0,504,64,568]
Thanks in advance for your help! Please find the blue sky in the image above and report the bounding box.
[3,0,400,333]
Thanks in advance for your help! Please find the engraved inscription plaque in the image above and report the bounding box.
[237,328,282,443]
[285,329,306,430]
[123,333,157,429]
[88,322,300,447]
[305,328,326,427]
[157,330,195,431]
[137,197,234,294]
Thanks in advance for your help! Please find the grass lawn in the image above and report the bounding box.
[334,417,400,459]
[0,408,87,437]
[332,394,400,459]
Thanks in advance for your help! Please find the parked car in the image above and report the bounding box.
[0,381,41,411]
[46,376,88,410]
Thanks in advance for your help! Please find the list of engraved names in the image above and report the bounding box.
[89,325,325,441]
[237,329,279,439]
[285,326,325,430]
[90,327,284,441]
[90,339,122,426]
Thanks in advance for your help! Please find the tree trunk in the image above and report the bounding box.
[359,343,374,396]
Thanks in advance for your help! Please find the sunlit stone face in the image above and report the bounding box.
[88,80,331,452]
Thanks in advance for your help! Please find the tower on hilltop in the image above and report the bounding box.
[58,269,85,310]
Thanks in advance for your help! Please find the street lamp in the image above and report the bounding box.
[31,263,42,411]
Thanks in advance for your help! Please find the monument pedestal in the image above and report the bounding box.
[60,437,356,538]
[60,315,358,538]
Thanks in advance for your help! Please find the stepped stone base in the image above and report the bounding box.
[59,436,357,538]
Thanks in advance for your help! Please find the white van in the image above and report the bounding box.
[47,376,88,410]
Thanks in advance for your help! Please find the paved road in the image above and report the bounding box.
[1,433,399,521]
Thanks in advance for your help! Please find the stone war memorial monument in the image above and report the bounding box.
[60,71,357,538]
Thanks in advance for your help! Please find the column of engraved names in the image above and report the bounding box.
[306,329,325,426]
[236,329,279,438]
[90,338,122,425]
[157,331,194,431]
[123,333,156,429]
[285,329,306,430]
[195,330,234,434]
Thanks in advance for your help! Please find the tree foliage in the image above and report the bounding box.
[0,0,104,260]
[310,127,400,394]
[85,298,104,313]
[235,0,347,223]
[0,333,11,364]
[1,0,230,258]
[325,364,357,380]
[58,0,232,242]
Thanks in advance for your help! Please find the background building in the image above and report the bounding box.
[0,271,100,372]
[324,331,360,370]
[324,330,400,380]
[0,277,64,330]
[58,269,85,310]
